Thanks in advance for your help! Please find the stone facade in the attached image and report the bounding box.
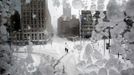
[58,15,79,38]
[81,10,94,39]
[12,0,51,45]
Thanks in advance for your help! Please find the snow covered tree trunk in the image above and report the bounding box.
[0,22,13,75]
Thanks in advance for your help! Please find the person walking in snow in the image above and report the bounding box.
[65,43,68,53]
[65,47,68,53]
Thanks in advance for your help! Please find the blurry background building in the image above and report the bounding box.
[58,15,79,38]
[57,1,79,39]
[81,10,93,39]
[63,1,71,18]
[11,0,53,45]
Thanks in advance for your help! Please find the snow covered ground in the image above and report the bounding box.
[13,35,134,75]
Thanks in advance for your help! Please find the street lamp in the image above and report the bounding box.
[102,35,108,55]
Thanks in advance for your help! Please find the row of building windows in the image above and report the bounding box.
[21,7,44,11]
[23,20,45,25]
[23,17,45,21]
[35,9,45,12]
[21,1,44,9]
[16,33,45,40]
[22,10,44,16]
[22,29,45,32]
[22,17,45,22]
[30,1,44,7]
[23,24,45,29]
[22,15,44,21]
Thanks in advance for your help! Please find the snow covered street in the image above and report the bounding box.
[12,35,134,75]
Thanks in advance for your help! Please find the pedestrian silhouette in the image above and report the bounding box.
[65,47,68,53]
[65,43,68,53]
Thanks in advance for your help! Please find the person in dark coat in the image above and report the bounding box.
[65,43,68,53]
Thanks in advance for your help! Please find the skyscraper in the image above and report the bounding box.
[81,10,93,39]
[58,15,79,38]
[57,1,79,39]
[12,0,52,45]
[63,0,71,18]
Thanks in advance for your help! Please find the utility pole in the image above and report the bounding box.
[79,10,82,45]
[108,27,111,53]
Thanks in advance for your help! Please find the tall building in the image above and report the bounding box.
[58,15,79,38]
[58,1,79,39]
[12,0,52,45]
[63,0,71,18]
[81,10,93,38]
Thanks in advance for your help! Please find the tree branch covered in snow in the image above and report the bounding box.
[0,0,15,74]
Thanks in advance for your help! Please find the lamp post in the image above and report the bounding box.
[79,10,82,45]
[102,35,107,55]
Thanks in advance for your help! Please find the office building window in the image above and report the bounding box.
[39,33,41,39]
[35,34,37,40]
[24,34,27,39]
[32,34,34,40]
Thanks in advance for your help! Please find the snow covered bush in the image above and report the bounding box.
[0,0,16,74]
